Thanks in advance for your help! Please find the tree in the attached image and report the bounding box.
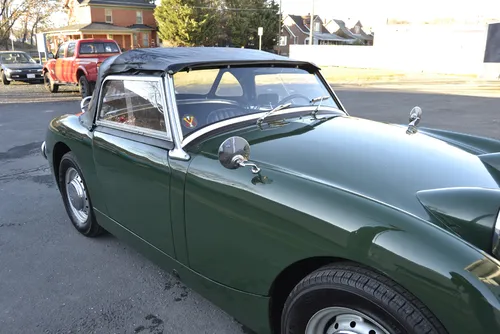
[154,0,215,46]
[1,0,60,49]
[223,0,279,49]
[1,0,29,48]
[19,0,60,45]
[154,0,279,49]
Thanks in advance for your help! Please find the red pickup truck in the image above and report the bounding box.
[43,39,121,97]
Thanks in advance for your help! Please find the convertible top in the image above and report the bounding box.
[81,47,320,130]
[98,47,319,77]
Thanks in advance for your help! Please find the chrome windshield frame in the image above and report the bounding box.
[181,105,345,147]
[164,65,348,161]
[164,73,190,161]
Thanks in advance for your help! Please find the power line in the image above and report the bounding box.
[190,6,279,11]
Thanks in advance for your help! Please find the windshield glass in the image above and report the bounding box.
[173,66,338,137]
[0,52,35,64]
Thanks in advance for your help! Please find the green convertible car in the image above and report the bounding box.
[41,47,500,334]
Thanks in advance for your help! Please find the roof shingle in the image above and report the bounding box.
[79,0,155,8]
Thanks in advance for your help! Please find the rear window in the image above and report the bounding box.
[79,42,120,54]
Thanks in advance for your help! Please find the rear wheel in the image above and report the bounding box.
[281,263,447,334]
[58,151,104,237]
[78,75,91,98]
[44,72,58,93]
[1,71,10,85]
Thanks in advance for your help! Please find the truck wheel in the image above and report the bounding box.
[44,72,58,93]
[1,71,10,85]
[78,75,91,98]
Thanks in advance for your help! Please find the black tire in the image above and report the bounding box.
[58,151,104,237]
[1,71,10,85]
[78,75,91,98]
[44,72,58,93]
[281,263,447,334]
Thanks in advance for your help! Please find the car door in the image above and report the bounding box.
[64,41,76,82]
[54,42,67,82]
[92,75,176,257]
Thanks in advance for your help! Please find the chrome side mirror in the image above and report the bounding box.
[47,52,54,59]
[218,136,261,174]
[80,96,92,114]
[406,106,422,135]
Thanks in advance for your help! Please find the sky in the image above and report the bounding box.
[281,0,500,29]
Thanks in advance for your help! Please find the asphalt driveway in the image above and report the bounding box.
[1,81,499,333]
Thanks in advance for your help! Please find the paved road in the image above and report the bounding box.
[0,82,499,334]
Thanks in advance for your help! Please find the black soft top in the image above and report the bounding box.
[82,47,319,130]
[98,47,318,77]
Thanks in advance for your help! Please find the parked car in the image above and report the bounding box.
[43,38,121,97]
[41,47,500,334]
[0,51,43,85]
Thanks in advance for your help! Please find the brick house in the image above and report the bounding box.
[279,14,353,56]
[45,0,158,52]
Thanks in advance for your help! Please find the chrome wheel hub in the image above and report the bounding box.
[306,307,390,334]
[65,167,89,225]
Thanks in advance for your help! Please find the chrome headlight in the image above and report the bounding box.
[493,210,500,258]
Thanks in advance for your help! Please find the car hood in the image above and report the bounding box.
[2,63,42,70]
[200,115,500,221]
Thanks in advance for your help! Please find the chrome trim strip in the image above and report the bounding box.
[41,141,47,160]
[316,70,348,115]
[181,106,345,147]
[493,209,500,259]
[95,75,172,141]
[165,74,190,161]
[96,119,171,141]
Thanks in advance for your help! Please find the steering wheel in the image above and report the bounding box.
[277,93,311,106]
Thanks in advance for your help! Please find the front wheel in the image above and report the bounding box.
[44,72,58,93]
[281,263,447,334]
[58,151,104,237]
[1,71,10,85]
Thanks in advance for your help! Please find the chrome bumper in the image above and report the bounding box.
[41,141,47,160]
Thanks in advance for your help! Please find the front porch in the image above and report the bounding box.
[44,22,156,53]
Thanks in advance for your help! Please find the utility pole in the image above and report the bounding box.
[277,0,282,55]
[309,0,314,46]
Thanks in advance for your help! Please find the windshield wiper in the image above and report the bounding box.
[256,102,292,126]
[310,95,331,117]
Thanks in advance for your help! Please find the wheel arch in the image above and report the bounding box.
[52,141,72,189]
[268,256,349,334]
[76,67,87,81]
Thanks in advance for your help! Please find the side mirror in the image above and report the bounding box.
[406,106,422,135]
[218,136,261,174]
[47,53,54,59]
[80,96,92,114]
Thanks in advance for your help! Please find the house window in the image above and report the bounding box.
[314,22,321,32]
[136,11,143,24]
[133,34,138,47]
[142,33,149,47]
[105,8,112,23]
